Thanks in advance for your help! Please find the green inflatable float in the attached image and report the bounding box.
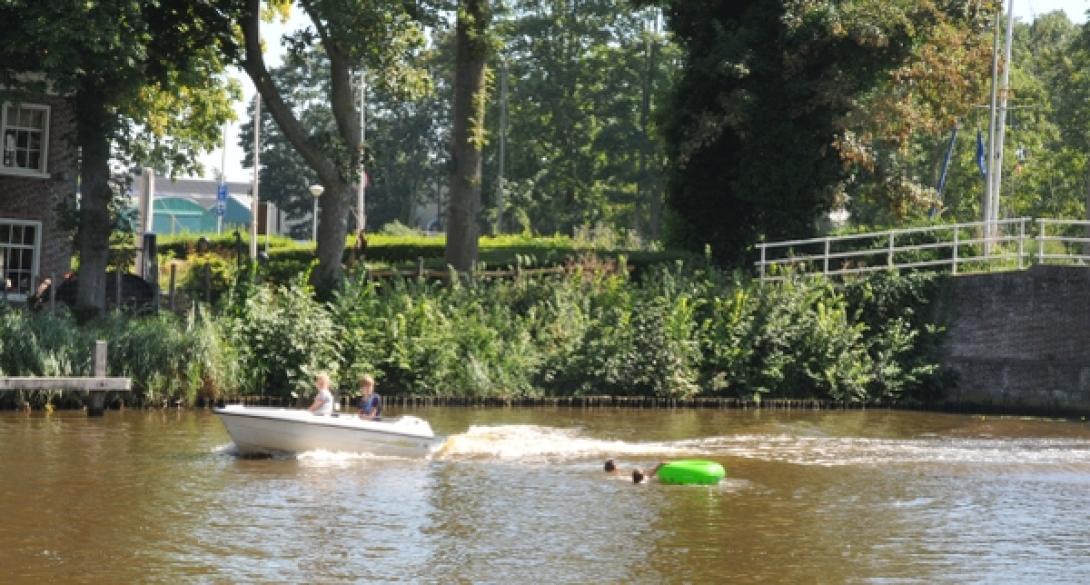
[656,459,726,485]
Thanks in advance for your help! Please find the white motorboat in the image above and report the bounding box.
[213,404,440,457]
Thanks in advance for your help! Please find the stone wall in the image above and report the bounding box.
[0,94,78,286]
[933,266,1090,415]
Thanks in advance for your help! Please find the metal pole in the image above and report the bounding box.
[250,93,260,260]
[312,197,319,243]
[264,203,270,256]
[357,68,367,231]
[990,0,1016,239]
[495,57,507,234]
[1037,219,1045,264]
[952,228,959,275]
[823,238,830,275]
[1018,217,1025,269]
[218,123,226,235]
[984,6,1001,254]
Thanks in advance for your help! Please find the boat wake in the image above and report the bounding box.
[431,425,1090,469]
[212,441,418,464]
[434,424,706,463]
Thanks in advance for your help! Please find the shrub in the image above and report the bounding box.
[226,277,341,398]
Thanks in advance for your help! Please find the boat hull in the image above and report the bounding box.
[214,405,439,458]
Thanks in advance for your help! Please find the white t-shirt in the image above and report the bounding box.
[312,388,334,416]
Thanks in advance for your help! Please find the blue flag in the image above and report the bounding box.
[932,125,959,219]
[976,131,987,178]
[936,125,958,197]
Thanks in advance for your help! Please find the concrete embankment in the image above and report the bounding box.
[932,266,1090,416]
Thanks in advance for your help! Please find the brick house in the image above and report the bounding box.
[0,94,78,301]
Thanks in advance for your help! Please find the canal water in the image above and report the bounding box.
[3,407,1090,584]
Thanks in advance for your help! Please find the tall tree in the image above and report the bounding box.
[238,44,448,237]
[230,0,429,295]
[0,0,237,316]
[652,0,992,264]
[489,1,676,238]
[446,0,493,271]
[839,6,993,224]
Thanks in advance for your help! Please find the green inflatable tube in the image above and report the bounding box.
[656,459,726,485]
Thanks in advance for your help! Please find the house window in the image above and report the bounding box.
[1,103,50,176]
[0,219,41,299]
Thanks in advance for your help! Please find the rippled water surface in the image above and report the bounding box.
[3,407,1090,584]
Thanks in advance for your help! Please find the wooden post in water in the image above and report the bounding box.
[88,340,108,416]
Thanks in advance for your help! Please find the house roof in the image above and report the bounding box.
[152,177,253,207]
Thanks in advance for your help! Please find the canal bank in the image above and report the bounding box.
[933,265,1090,416]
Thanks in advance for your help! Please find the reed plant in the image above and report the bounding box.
[4,262,944,408]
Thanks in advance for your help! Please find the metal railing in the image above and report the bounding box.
[756,217,1090,281]
[1035,218,1090,265]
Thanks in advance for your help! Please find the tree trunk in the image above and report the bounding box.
[314,181,351,292]
[73,86,113,319]
[239,0,353,298]
[445,0,491,272]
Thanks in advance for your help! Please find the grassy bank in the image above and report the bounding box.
[0,263,944,410]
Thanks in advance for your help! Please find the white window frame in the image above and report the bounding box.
[0,102,50,178]
[0,218,42,302]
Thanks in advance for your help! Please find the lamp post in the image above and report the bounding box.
[309,184,324,242]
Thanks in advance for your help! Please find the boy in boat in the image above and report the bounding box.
[307,373,335,416]
[358,374,382,420]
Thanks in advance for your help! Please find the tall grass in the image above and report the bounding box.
[2,265,944,408]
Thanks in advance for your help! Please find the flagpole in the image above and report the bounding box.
[357,68,367,232]
[218,123,226,235]
[984,4,1001,254]
[990,0,1016,240]
[250,93,260,261]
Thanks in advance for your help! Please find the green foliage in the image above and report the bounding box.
[156,232,696,280]
[0,305,242,408]
[225,278,341,398]
[2,264,944,408]
[490,2,676,236]
[0,0,238,315]
[0,306,90,378]
[182,254,236,304]
[654,1,992,265]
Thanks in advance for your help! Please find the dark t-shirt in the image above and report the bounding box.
[359,393,382,417]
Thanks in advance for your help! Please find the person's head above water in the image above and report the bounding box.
[604,459,617,473]
[632,467,647,484]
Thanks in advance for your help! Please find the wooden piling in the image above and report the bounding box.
[88,340,109,416]
[168,263,176,311]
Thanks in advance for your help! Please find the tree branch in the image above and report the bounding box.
[240,0,340,185]
[302,2,362,156]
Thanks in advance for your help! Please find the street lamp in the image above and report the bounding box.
[309,184,324,242]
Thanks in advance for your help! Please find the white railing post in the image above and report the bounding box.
[1017,218,1025,269]
[823,238,830,275]
[748,217,1089,281]
[1037,219,1044,265]
[759,245,767,282]
[952,227,959,275]
[888,232,895,270]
